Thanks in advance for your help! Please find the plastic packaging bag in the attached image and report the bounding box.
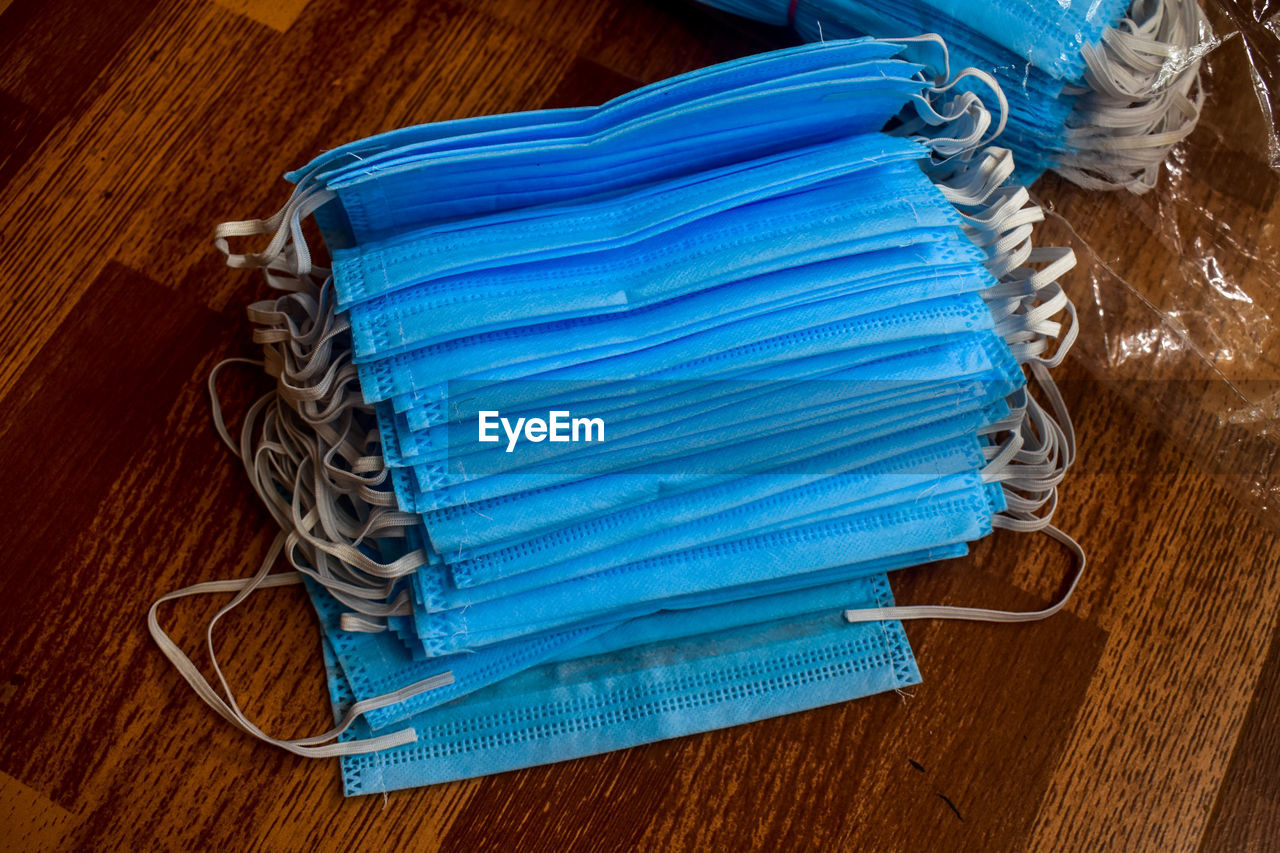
[1030,0,1280,523]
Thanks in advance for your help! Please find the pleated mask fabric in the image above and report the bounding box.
[150,38,1087,793]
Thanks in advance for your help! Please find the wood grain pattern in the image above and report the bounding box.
[212,0,313,32]
[0,773,81,853]
[0,1,1277,850]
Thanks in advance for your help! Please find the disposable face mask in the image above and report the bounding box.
[409,475,1002,654]
[334,133,930,325]
[154,39,1086,783]
[386,289,998,477]
[696,0,1210,191]
[416,392,1014,571]
[417,438,985,612]
[317,544,961,728]
[404,370,1011,517]
[396,376,1011,517]
[337,135,928,316]
[393,325,950,439]
[219,42,927,278]
[330,68,930,245]
[370,235,984,440]
[385,283,1007,461]
[431,403,1003,566]
[362,246,995,417]
[305,39,911,195]
[343,167,964,370]
[322,573,921,795]
[381,235,993,431]
[391,328,1023,514]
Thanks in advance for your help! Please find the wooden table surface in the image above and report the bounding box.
[2,0,1279,850]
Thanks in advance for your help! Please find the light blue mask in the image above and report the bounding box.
[416,436,985,613]
[346,164,966,381]
[321,572,921,795]
[391,328,1023,514]
[430,402,1004,566]
[388,287,998,476]
[324,63,928,244]
[153,38,1083,786]
[383,234,990,435]
[408,474,1002,655]
[312,544,961,729]
[335,131,931,332]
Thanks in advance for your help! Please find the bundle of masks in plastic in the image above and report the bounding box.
[149,38,1084,796]
[696,0,1213,191]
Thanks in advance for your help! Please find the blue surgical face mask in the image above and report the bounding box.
[341,165,964,363]
[324,64,929,242]
[315,543,961,728]
[408,475,1002,655]
[391,287,998,474]
[321,571,921,795]
[334,133,931,322]
[300,39,910,195]
[383,238,990,434]
[429,403,1004,565]
[390,328,1022,514]
[359,246,993,411]
[417,437,986,611]
[383,289,1014,478]
[155,38,1083,782]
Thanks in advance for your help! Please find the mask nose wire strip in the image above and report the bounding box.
[146,532,455,758]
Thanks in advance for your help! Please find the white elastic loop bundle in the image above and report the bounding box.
[891,37,1009,159]
[924,150,1080,372]
[1059,0,1212,192]
[865,111,1085,628]
[218,273,431,623]
[213,186,336,277]
[155,183,459,756]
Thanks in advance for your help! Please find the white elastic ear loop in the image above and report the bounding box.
[882,32,952,80]
[147,532,454,758]
[213,187,335,277]
[931,67,1008,143]
[843,524,1085,624]
[209,357,265,455]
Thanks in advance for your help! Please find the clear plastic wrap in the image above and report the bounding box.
[1030,0,1280,523]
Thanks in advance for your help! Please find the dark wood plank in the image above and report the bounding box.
[1200,621,1280,852]
[0,260,232,803]
[0,262,224,610]
[0,0,163,120]
[540,57,641,111]
[0,90,53,195]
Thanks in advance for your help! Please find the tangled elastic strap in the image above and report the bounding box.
[845,118,1085,625]
[1061,0,1211,192]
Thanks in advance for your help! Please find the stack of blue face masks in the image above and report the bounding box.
[697,0,1211,191]
[151,38,1083,796]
